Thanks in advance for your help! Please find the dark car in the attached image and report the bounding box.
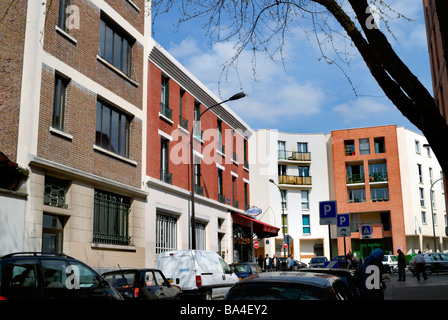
[309,256,328,268]
[299,268,361,299]
[408,253,448,276]
[229,263,261,280]
[331,255,348,268]
[102,268,181,300]
[0,252,122,300]
[224,271,353,300]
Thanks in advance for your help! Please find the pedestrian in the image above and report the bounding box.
[414,251,428,281]
[272,255,279,271]
[257,255,264,270]
[286,255,291,271]
[289,255,294,271]
[359,248,389,300]
[264,254,272,271]
[397,249,406,281]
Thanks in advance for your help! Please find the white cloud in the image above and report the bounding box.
[168,37,202,58]
[332,97,392,123]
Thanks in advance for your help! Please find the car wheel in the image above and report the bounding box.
[425,267,432,277]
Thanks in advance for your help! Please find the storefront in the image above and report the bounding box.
[231,212,280,263]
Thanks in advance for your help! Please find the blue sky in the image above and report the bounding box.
[151,1,432,135]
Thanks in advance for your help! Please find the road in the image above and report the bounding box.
[384,271,448,300]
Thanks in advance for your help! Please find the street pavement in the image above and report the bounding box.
[384,271,448,300]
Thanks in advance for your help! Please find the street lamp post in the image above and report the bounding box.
[189,92,246,249]
[269,179,287,260]
[429,177,443,253]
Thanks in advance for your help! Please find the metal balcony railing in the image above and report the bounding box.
[278,151,311,161]
[278,175,312,185]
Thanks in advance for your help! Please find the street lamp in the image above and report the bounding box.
[269,179,287,260]
[189,92,246,249]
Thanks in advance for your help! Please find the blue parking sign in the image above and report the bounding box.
[319,201,337,225]
[337,214,350,227]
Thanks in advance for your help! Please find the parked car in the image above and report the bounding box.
[155,250,238,300]
[294,260,308,269]
[331,255,348,268]
[230,263,261,280]
[309,256,328,268]
[382,255,398,274]
[0,252,122,300]
[102,268,181,300]
[224,271,353,300]
[408,253,448,276]
[299,268,361,299]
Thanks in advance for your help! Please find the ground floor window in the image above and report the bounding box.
[93,189,131,246]
[156,214,177,253]
[42,213,65,254]
[195,222,206,250]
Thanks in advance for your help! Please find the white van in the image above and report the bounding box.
[155,250,238,300]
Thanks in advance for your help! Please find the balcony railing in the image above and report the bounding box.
[233,199,239,209]
[179,116,188,131]
[160,170,172,184]
[278,175,312,186]
[218,194,226,204]
[347,174,365,184]
[369,172,388,182]
[195,184,204,196]
[278,151,311,161]
[161,102,172,120]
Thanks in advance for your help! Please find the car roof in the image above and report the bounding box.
[0,252,76,260]
[301,268,355,276]
[239,271,340,287]
[102,268,162,275]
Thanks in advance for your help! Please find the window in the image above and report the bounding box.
[347,164,364,183]
[232,177,238,208]
[371,187,389,201]
[421,211,427,224]
[194,102,201,139]
[160,77,172,119]
[44,176,70,208]
[42,214,65,254]
[218,169,225,203]
[195,163,203,195]
[195,223,206,250]
[217,120,224,153]
[160,138,171,184]
[359,138,370,155]
[281,190,287,209]
[344,140,355,156]
[179,90,188,130]
[278,141,286,159]
[301,190,309,210]
[52,74,69,131]
[93,189,131,246]
[278,165,287,176]
[298,166,310,177]
[156,214,177,253]
[244,183,249,210]
[281,214,288,234]
[99,15,133,76]
[374,137,385,153]
[58,0,71,32]
[431,190,436,207]
[348,188,366,203]
[95,99,130,157]
[419,187,425,207]
[369,162,388,182]
[418,164,423,183]
[415,140,421,154]
[302,215,310,234]
[297,142,308,153]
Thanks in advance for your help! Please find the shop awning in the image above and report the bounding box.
[231,212,280,239]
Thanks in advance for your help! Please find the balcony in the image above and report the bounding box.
[278,175,312,186]
[233,199,239,209]
[160,102,172,120]
[179,115,188,131]
[346,174,365,184]
[369,172,388,183]
[278,150,311,161]
[160,170,172,184]
[218,193,226,204]
[195,184,204,196]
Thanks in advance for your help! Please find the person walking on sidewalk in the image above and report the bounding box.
[414,251,428,281]
[397,249,406,281]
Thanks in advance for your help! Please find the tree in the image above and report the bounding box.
[150,0,448,176]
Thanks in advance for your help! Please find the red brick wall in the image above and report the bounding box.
[331,125,406,255]
[147,61,250,208]
[0,0,28,162]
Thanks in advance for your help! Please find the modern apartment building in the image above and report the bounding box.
[249,129,332,263]
[331,125,447,258]
[0,0,150,270]
[145,40,271,265]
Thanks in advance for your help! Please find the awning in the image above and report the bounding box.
[231,212,280,239]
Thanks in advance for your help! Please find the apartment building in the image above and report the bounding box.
[397,127,447,253]
[0,0,150,270]
[249,129,332,263]
[145,40,271,265]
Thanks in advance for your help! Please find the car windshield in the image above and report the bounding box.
[103,271,136,288]
[226,282,326,300]
[231,265,251,273]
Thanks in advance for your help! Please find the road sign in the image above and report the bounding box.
[319,201,337,225]
[246,206,262,216]
[361,225,372,239]
[337,214,351,237]
[253,241,259,249]
[284,235,292,244]
[283,243,288,248]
